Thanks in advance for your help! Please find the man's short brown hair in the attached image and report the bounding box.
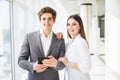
[38,6,56,20]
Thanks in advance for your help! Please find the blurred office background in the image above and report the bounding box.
[0,0,120,80]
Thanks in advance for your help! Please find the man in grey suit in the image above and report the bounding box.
[18,6,65,80]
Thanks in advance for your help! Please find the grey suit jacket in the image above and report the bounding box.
[18,31,65,80]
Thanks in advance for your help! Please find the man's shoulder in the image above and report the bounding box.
[26,31,39,36]
[28,31,39,34]
[25,31,39,39]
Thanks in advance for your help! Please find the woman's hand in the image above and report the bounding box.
[59,57,79,70]
[56,32,63,40]
[59,57,69,66]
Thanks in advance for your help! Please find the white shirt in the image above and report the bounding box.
[65,34,91,80]
[40,30,53,57]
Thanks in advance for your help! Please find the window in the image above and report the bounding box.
[0,1,12,80]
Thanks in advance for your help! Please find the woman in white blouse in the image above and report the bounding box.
[59,14,91,80]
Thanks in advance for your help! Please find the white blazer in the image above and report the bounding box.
[65,34,91,80]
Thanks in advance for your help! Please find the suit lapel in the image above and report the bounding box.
[36,31,45,57]
[47,33,57,56]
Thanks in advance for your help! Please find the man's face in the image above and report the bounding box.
[40,13,55,32]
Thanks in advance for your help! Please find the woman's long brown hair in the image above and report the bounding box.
[67,14,87,41]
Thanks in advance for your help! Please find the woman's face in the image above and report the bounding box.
[67,18,80,38]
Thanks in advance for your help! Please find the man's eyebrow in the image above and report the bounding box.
[48,17,53,18]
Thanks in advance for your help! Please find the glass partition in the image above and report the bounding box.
[0,0,12,80]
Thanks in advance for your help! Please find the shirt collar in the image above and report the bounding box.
[40,29,53,38]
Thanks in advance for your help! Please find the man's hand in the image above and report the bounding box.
[42,56,57,67]
[33,61,48,72]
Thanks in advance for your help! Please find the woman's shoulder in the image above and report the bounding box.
[65,38,72,44]
[77,35,86,43]
[78,36,88,47]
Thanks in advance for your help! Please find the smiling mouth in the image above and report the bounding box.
[69,30,74,33]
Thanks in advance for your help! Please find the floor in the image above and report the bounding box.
[90,55,105,80]
[90,38,105,80]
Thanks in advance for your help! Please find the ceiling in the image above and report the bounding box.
[59,0,94,14]
[60,0,81,14]
[58,0,105,16]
